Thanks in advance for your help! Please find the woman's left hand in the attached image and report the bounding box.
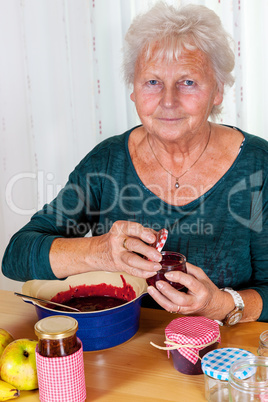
[147,262,231,320]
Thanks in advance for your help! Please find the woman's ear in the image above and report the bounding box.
[130,92,135,102]
[213,83,224,106]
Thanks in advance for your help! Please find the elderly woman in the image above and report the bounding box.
[2,3,268,324]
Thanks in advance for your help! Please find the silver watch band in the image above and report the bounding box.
[214,288,244,326]
[221,287,244,309]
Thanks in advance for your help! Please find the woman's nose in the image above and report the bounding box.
[160,87,179,108]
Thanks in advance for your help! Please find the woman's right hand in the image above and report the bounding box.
[50,221,162,279]
[90,220,162,278]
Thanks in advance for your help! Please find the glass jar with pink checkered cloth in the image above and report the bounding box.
[151,316,221,375]
[35,316,86,402]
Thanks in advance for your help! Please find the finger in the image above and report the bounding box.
[184,262,208,279]
[121,250,161,275]
[147,284,183,313]
[123,236,162,263]
[112,221,157,244]
[118,263,158,279]
[164,265,204,294]
[155,280,190,305]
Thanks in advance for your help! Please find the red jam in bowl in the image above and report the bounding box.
[49,296,128,312]
[147,251,186,290]
[49,275,136,312]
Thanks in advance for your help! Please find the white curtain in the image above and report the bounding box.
[0,0,267,290]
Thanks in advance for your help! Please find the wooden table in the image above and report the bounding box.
[0,290,267,401]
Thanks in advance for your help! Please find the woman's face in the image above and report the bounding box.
[130,47,223,141]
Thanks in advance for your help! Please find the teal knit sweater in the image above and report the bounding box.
[2,126,268,321]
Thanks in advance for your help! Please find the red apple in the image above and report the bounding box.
[0,339,38,391]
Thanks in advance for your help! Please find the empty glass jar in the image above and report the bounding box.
[258,330,268,357]
[228,356,268,401]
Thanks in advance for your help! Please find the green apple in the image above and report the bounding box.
[0,329,14,358]
[0,339,38,391]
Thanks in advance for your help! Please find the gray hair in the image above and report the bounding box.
[122,2,235,117]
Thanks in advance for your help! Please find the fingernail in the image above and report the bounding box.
[156,281,163,290]
[152,254,161,262]
[145,271,157,278]
[147,234,155,242]
[147,286,155,295]
[153,263,161,270]
[165,272,173,279]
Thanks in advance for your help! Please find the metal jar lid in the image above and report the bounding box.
[34,316,78,340]
[201,348,255,381]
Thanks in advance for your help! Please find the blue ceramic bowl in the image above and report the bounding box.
[22,272,147,351]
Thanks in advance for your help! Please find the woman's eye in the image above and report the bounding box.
[185,80,194,86]
[148,80,158,85]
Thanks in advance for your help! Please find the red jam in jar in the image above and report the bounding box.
[165,316,220,375]
[146,251,187,289]
[34,316,80,357]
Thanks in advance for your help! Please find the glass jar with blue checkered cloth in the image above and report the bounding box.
[201,348,255,401]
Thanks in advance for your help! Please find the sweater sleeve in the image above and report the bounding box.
[2,160,102,282]
[1,132,128,282]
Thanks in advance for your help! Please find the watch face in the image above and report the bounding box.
[227,311,243,326]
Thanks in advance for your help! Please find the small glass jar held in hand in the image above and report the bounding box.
[146,251,187,289]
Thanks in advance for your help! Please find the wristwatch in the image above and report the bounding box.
[221,288,244,326]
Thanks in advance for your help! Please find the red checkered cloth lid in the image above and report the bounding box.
[36,340,86,402]
[152,228,168,252]
[165,316,221,364]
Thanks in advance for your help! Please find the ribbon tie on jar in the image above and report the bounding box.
[150,333,221,360]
